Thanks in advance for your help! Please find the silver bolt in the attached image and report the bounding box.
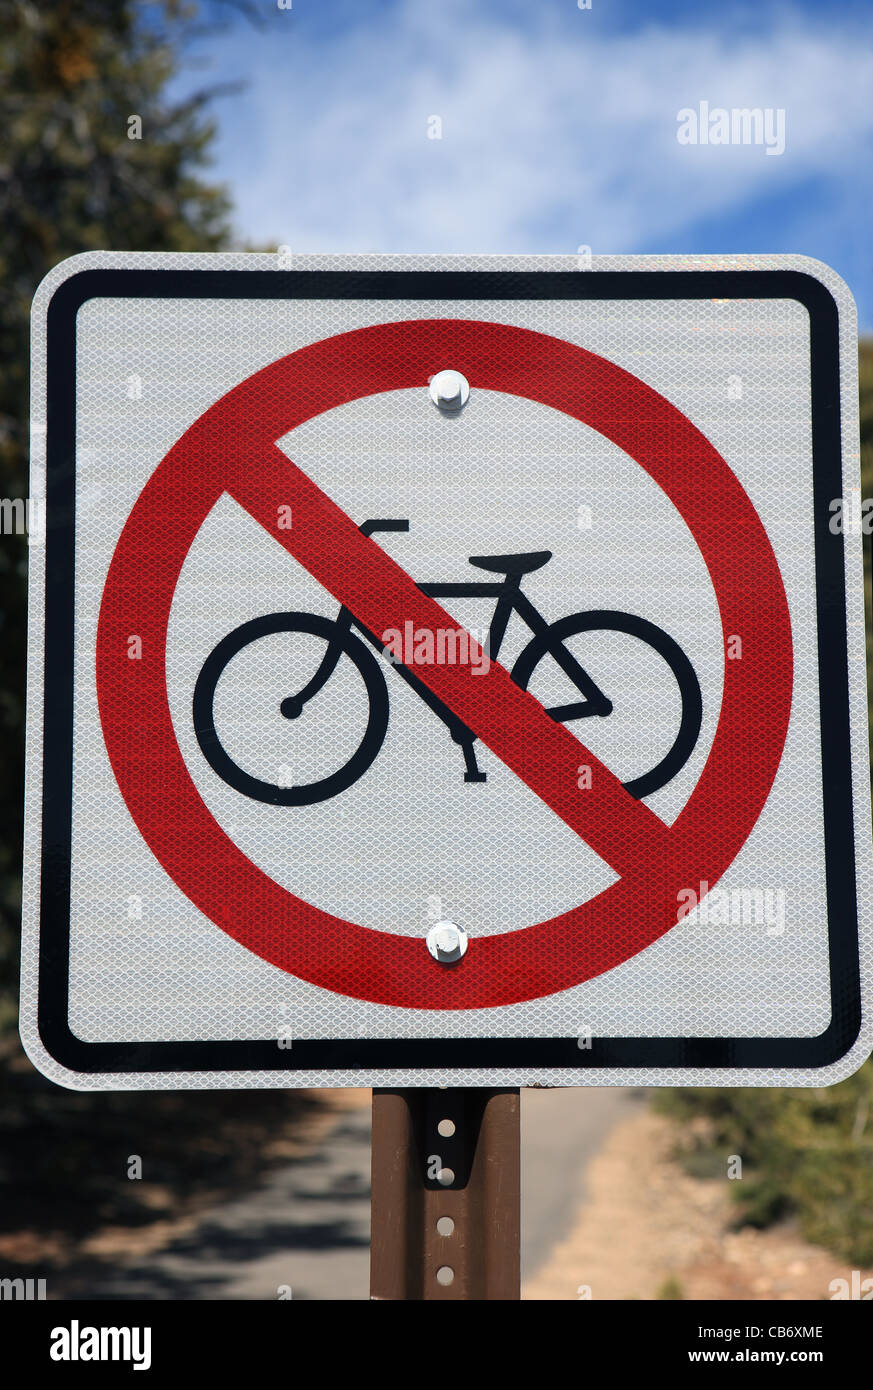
[426,920,468,964]
[436,925,459,953]
[428,369,470,412]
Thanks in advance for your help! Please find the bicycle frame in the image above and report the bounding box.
[291,520,612,779]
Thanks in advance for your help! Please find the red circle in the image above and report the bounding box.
[96,318,793,1008]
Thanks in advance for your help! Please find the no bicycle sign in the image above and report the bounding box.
[19,252,873,1088]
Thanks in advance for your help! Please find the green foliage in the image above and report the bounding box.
[655,1275,685,1300]
[655,1061,873,1265]
[0,0,231,1019]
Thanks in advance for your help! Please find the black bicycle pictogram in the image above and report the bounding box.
[193,519,703,806]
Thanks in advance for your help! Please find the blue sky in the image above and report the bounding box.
[178,0,873,326]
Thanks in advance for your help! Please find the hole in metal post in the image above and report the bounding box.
[436,1216,455,1237]
[436,1266,455,1286]
[437,1118,455,1137]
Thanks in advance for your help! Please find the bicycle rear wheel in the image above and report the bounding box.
[193,612,389,806]
[510,609,702,799]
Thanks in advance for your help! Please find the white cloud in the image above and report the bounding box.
[205,2,873,254]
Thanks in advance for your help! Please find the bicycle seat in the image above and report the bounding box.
[467,550,552,576]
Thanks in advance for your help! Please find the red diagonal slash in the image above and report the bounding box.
[97,317,792,1007]
[228,441,675,878]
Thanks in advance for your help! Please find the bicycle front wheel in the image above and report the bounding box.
[193,612,389,806]
[510,610,703,799]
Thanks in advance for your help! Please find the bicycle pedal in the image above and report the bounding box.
[463,772,487,783]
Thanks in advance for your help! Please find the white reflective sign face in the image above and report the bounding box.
[20,252,873,1089]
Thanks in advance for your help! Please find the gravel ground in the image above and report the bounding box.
[523,1106,873,1302]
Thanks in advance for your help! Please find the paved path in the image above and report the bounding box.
[77,1088,646,1299]
[522,1087,647,1281]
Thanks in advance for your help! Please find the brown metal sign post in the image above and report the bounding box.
[370,1087,520,1300]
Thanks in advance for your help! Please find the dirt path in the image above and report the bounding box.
[524,1106,872,1302]
[522,1086,647,1278]
[70,1087,642,1299]
[0,1088,372,1301]
[2,1086,641,1300]
[12,1078,856,1302]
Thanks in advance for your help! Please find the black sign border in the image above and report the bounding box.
[34,265,862,1078]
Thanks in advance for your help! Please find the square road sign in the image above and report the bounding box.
[19,251,873,1088]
